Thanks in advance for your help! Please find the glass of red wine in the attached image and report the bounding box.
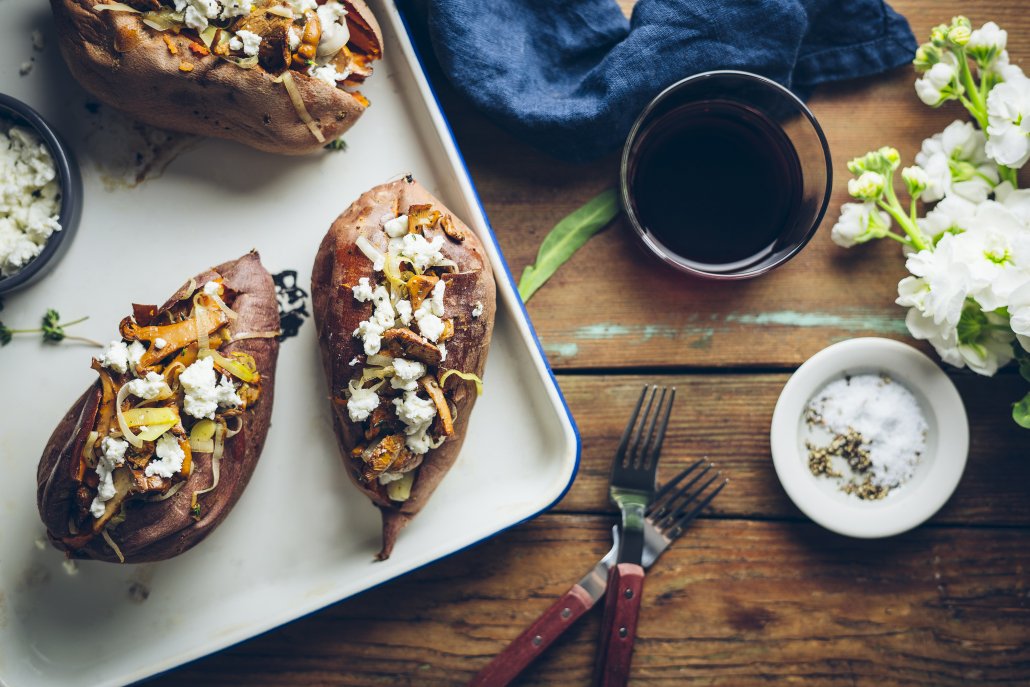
[620,70,832,279]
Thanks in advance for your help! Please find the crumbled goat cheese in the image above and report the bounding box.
[347,385,379,422]
[378,472,405,484]
[127,340,145,368]
[395,299,413,325]
[90,438,128,518]
[391,233,447,272]
[286,0,317,12]
[229,30,262,57]
[203,280,220,296]
[311,64,351,87]
[390,358,425,391]
[316,1,350,58]
[154,337,168,350]
[387,389,432,438]
[179,357,243,419]
[349,356,360,366]
[288,26,301,52]
[383,214,408,238]
[352,284,395,355]
[146,434,186,478]
[0,121,61,277]
[18,62,32,77]
[439,343,447,362]
[414,299,445,342]
[430,279,446,317]
[472,301,484,318]
[181,0,220,31]
[98,340,130,373]
[125,371,169,400]
[352,277,375,302]
[219,0,252,19]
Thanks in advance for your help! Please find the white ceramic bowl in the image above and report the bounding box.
[770,337,969,538]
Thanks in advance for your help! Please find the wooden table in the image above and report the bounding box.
[152,1,1030,684]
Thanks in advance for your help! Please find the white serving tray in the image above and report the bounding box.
[0,3,579,685]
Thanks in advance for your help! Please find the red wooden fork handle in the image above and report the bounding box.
[594,563,646,687]
[469,584,596,687]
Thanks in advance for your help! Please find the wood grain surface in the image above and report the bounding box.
[148,0,1030,685]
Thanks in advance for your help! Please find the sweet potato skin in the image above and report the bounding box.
[36,251,280,563]
[49,0,383,155]
[311,178,496,558]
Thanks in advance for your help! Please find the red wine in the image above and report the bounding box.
[628,101,803,271]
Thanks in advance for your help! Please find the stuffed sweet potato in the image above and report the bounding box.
[312,177,496,559]
[36,251,280,563]
[50,0,383,154]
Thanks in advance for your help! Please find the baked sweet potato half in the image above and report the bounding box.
[36,251,280,563]
[50,0,383,154]
[312,177,496,559]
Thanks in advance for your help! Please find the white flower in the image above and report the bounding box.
[847,171,885,201]
[901,165,929,198]
[918,194,978,241]
[831,202,891,248]
[967,21,1006,66]
[902,306,964,368]
[1008,282,1030,352]
[946,201,1030,311]
[915,61,957,106]
[902,300,1014,376]
[995,181,1030,224]
[915,120,998,203]
[902,238,972,328]
[987,50,1026,84]
[985,75,1030,168]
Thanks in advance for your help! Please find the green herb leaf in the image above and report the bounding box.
[324,138,347,151]
[41,309,66,343]
[1018,354,1030,384]
[517,188,620,302]
[1013,391,1030,429]
[0,322,11,347]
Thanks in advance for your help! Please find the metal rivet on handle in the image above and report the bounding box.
[624,588,634,599]
[619,627,628,638]
[561,607,571,619]
[532,635,543,647]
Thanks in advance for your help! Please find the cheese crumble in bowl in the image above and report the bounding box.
[0,94,82,294]
[770,338,969,538]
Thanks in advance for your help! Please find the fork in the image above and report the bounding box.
[467,459,726,687]
[594,385,675,687]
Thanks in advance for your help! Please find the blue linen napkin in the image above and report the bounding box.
[425,0,917,161]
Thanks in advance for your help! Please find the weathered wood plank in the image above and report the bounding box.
[426,0,1030,369]
[146,516,1030,686]
[552,372,1030,526]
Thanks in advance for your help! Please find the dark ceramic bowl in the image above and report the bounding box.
[0,93,82,295]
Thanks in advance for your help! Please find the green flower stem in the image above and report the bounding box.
[909,197,918,225]
[955,47,984,111]
[999,165,1019,186]
[878,177,930,251]
[883,231,913,245]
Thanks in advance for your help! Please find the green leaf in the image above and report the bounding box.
[41,309,65,343]
[517,188,620,302]
[1020,358,1030,384]
[0,322,11,347]
[1013,391,1030,429]
[324,138,347,151]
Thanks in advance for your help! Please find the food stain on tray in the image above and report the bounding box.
[79,102,198,190]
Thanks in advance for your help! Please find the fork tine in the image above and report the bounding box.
[634,387,666,468]
[641,387,674,469]
[615,386,650,459]
[657,472,720,529]
[653,464,712,519]
[625,386,658,466]
[665,478,727,538]
[647,459,706,516]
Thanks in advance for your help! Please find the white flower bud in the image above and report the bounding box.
[948,25,971,47]
[968,21,1007,65]
[901,166,929,198]
[915,62,957,106]
[847,171,886,201]
[831,202,891,248]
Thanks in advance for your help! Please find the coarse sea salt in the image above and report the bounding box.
[807,374,928,492]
